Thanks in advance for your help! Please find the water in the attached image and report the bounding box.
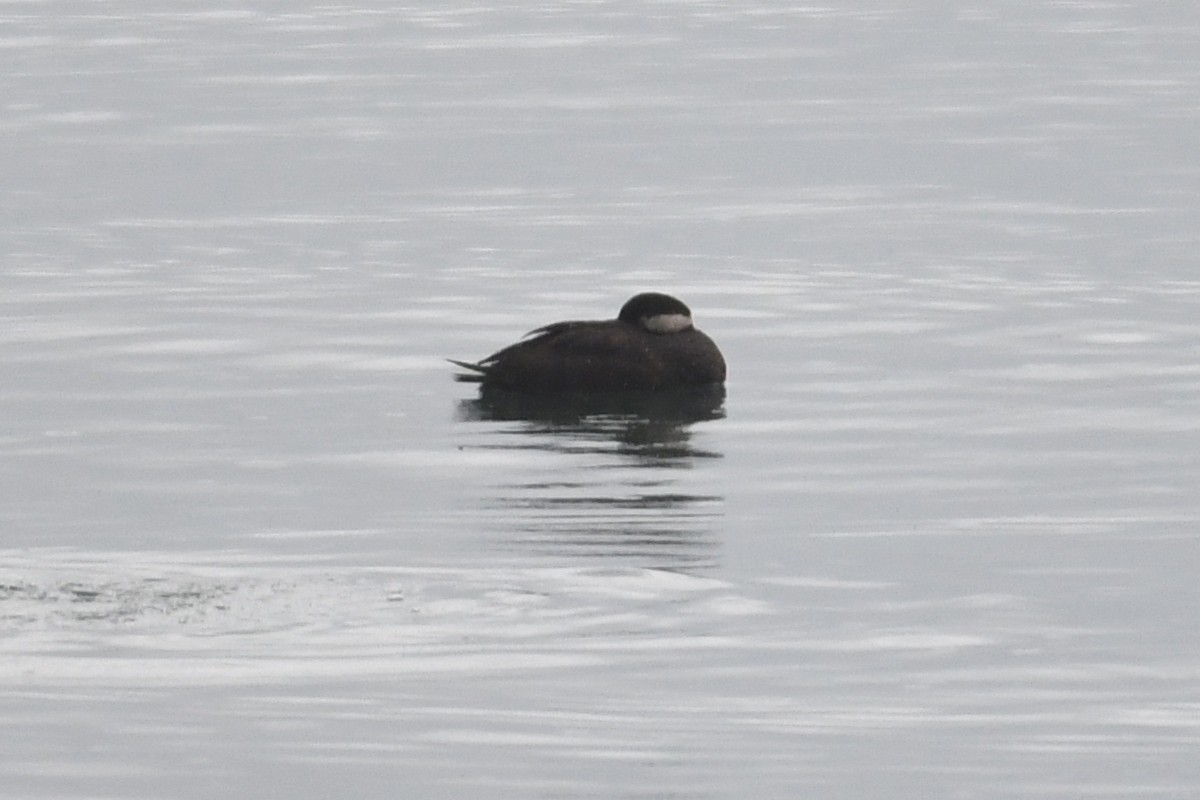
[3,3,1200,798]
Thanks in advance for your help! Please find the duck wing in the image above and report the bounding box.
[477,321,600,366]
[448,321,596,381]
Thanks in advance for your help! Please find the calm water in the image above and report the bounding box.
[3,3,1200,798]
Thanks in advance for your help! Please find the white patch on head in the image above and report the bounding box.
[641,313,693,334]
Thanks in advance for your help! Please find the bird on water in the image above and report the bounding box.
[449,292,726,394]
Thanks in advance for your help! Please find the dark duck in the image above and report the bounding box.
[450,292,726,393]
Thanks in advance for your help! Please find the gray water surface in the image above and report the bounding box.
[3,3,1200,798]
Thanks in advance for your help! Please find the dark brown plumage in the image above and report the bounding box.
[450,293,726,393]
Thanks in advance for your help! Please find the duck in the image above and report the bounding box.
[449,292,726,393]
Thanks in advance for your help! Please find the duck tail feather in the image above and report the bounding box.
[448,359,487,382]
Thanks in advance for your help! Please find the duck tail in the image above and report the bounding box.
[447,359,487,382]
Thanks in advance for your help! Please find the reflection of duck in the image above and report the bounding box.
[456,384,726,461]
[458,384,725,425]
[457,384,726,567]
[450,292,726,393]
